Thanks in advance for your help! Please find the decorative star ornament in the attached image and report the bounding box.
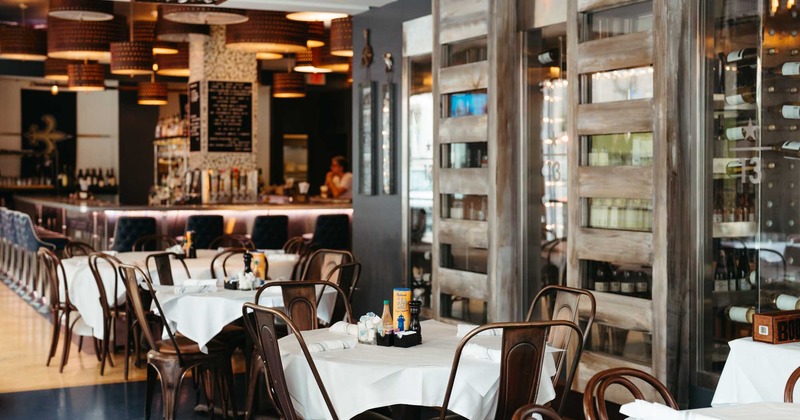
[743,118,758,141]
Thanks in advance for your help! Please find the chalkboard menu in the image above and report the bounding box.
[207,81,253,153]
[188,81,201,152]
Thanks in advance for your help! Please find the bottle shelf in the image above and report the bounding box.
[713,221,757,238]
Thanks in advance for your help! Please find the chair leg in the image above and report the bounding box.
[245,352,262,420]
[60,314,76,373]
[145,364,157,420]
[78,336,83,353]
[149,357,189,420]
[47,310,61,366]
[124,317,132,380]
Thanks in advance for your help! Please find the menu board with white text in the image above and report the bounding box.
[207,81,252,153]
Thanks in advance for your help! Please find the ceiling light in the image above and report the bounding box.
[329,17,352,57]
[44,58,78,80]
[161,5,247,25]
[138,81,168,105]
[313,38,349,73]
[47,16,119,63]
[67,62,105,91]
[256,52,283,60]
[155,45,189,77]
[286,12,348,24]
[226,11,307,54]
[0,26,47,61]
[48,0,114,22]
[294,48,331,73]
[156,11,210,42]
[273,73,305,98]
[307,21,325,48]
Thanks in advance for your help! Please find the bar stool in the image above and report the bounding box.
[250,215,288,250]
[186,215,224,249]
[112,217,157,252]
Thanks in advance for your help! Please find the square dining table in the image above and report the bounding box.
[276,320,560,420]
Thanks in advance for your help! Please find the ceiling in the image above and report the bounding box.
[0,0,395,27]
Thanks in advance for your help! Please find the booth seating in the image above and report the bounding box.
[111,217,157,252]
[185,215,224,250]
[251,215,288,250]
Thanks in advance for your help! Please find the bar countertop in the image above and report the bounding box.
[14,195,352,212]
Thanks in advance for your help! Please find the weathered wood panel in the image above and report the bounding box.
[578,0,649,13]
[439,115,488,143]
[577,351,658,403]
[566,0,582,289]
[439,168,489,195]
[439,219,488,249]
[577,99,653,135]
[574,227,653,265]
[439,61,489,94]
[577,166,653,199]
[591,291,653,332]
[577,31,653,75]
[438,267,490,301]
[439,0,488,45]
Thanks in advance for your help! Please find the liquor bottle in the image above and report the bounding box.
[724,87,756,105]
[725,48,757,67]
[536,48,560,66]
[713,249,729,292]
[723,119,758,141]
[737,250,752,291]
[772,293,800,310]
[726,250,738,291]
[619,270,636,297]
[607,263,621,294]
[593,263,609,293]
[381,300,393,336]
[243,249,251,273]
[725,305,755,323]
[108,168,117,187]
[770,103,800,119]
[768,62,800,76]
[97,167,105,188]
[635,271,650,299]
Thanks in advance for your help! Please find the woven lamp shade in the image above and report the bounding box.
[47,16,118,62]
[135,20,178,55]
[312,39,349,73]
[110,41,153,75]
[256,51,283,60]
[0,26,47,61]
[48,0,114,22]
[162,5,247,25]
[286,12,348,23]
[273,73,305,98]
[138,81,168,105]
[306,21,325,48]
[294,48,331,73]
[156,13,210,42]
[44,58,80,80]
[155,45,189,77]
[329,17,352,57]
[226,11,307,54]
[67,62,104,91]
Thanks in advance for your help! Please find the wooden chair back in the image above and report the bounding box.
[439,320,583,420]
[132,234,178,252]
[87,252,123,317]
[785,365,800,402]
[242,303,340,420]
[64,241,96,258]
[583,367,678,420]
[209,248,248,278]
[323,262,361,324]
[209,234,255,250]
[38,247,67,309]
[299,249,354,281]
[255,280,354,330]
[145,252,190,286]
[526,285,596,415]
[512,404,563,420]
[283,236,308,254]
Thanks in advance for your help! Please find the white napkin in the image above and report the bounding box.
[457,324,502,338]
[463,343,501,362]
[174,279,217,295]
[102,250,118,256]
[166,244,184,254]
[307,338,357,353]
[619,400,686,420]
[329,321,359,336]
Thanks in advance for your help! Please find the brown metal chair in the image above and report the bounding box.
[118,263,235,420]
[512,404,563,420]
[785,365,800,402]
[299,249,354,281]
[144,252,190,286]
[526,285,596,415]
[244,280,355,419]
[210,248,248,279]
[209,234,256,250]
[438,320,583,420]
[283,236,308,254]
[87,252,126,375]
[38,247,95,373]
[64,241,96,258]
[132,234,178,252]
[321,262,361,324]
[242,302,389,420]
[583,367,678,420]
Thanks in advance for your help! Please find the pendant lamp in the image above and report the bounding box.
[47,16,118,62]
[134,21,178,55]
[155,44,189,77]
[286,12,347,24]
[44,58,80,80]
[138,81,168,105]
[329,16,353,57]
[48,0,114,22]
[161,5,247,25]
[156,12,210,43]
[110,1,153,76]
[306,21,325,48]
[294,48,331,73]
[312,36,349,73]
[256,52,283,60]
[0,5,47,61]
[67,62,105,91]
[273,73,305,98]
[226,11,307,54]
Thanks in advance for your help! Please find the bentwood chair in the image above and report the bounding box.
[321,262,361,325]
[112,217,157,252]
[512,404,563,420]
[283,236,308,254]
[209,234,255,250]
[38,248,95,373]
[87,252,125,375]
[186,215,224,249]
[145,252,191,286]
[438,320,583,420]
[210,248,249,279]
[132,234,178,252]
[251,215,288,250]
[118,264,235,420]
[64,241,96,258]
[785,365,800,402]
[244,280,354,419]
[526,285,596,415]
[242,303,390,420]
[299,249,354,282]
[583,367,678,420]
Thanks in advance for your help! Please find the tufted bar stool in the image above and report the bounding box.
[15,212,56,305]
[112,217,157,252]
[311,214,351,250]
[186,215,224,249]
[251,215,288,250]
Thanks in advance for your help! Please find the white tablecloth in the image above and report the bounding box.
[712,338,800,406]
[60,250,298,340]
[277,320,559,420]
[622,401,800,420]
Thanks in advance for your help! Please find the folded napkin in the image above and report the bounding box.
[173,279,217,295]
[307,338,357,353]
[165,244,184,254]
[329,321,359,336]
[457,324,502,338]
[619,400,686,420]
[463,343,501,362]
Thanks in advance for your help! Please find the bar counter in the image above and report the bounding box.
[14,195,352,250]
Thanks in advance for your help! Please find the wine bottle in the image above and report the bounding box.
[725,305,755,323]
[536,48,560,66]
[773,293,800,310]
[713,250,729,292]
[725,160,756,176]
[774,140,800,159]
[724,119,758,141]
[593,263,609,293]
[726,250,738,292]
[770,103,800,119]
[768,62,800,76]
[607,263,621,294]
[619,270,636,296]
[766,123,799,131]
[725,48,757,67]
[767,86,800,94]
[724,87,756,105]
[737,250,752,291]
[635,271,650,299]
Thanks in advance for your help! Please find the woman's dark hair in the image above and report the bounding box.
[332,155,349,172]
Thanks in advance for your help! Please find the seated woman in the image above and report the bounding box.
[324,155,353,199]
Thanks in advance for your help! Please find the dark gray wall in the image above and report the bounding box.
[118,89,158,205]
[351,0,432,315]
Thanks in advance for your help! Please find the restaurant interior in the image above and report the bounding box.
[1,0,800,419]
